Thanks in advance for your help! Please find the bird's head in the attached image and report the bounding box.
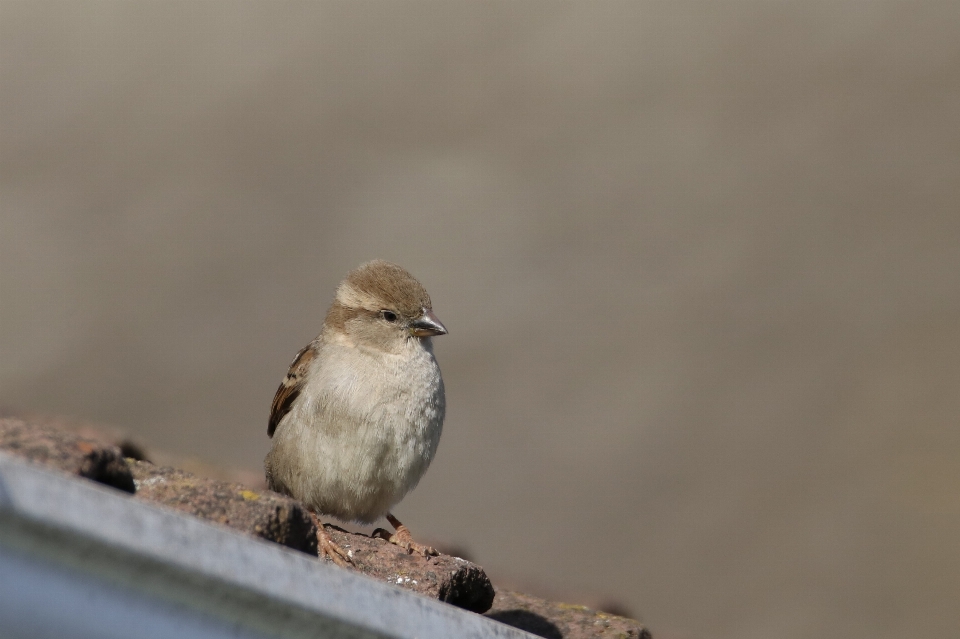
[325,260,447,352]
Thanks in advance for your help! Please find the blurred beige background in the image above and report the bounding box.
[2,2,960,637]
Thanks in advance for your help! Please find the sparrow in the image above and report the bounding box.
[265,260,447,564]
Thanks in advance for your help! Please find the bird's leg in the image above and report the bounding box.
[309,511,353,567]
[372,513,439,557]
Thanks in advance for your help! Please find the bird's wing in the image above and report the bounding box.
[268,343,317,437]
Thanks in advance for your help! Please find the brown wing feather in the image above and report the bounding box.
[267,343,316,437]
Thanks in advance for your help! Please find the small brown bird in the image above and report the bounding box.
[265,260,447,564]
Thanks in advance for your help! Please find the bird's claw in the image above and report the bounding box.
[310,512,354,567]
[373,520,439,557]
[319,532,354,567]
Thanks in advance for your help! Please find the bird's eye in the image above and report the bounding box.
[381,310,398,323]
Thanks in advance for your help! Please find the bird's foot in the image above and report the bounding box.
[372,513,439,557]
[310,512,354,567]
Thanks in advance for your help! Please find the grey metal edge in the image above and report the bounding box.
[0,451,535,639]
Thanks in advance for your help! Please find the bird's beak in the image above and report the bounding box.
[409,309,448,337]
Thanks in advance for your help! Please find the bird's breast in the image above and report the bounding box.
[274,339,444,523]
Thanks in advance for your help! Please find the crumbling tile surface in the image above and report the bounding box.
[130,460,318,555]
[0,417,134,493]
[487,589,651,639]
